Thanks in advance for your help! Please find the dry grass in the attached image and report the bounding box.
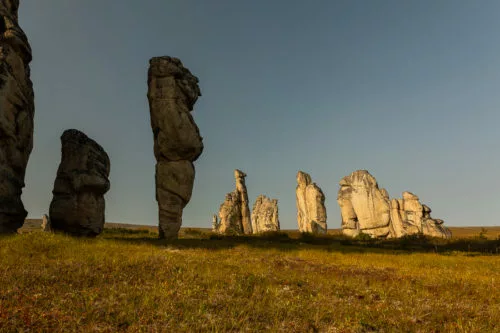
[0,226,499,332]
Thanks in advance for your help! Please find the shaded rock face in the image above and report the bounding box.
[251,195,279,233]
[337,170,391,238]
[147,56,203,240]
[49,130,110,237]
[0,0,34,233]
[338,170,451,239]
[215,169,252,235]
[296,171,327,234]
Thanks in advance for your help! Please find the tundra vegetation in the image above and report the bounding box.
[0,224,498,332]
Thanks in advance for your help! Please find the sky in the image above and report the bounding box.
[18,0,500,228]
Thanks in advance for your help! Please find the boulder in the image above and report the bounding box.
[296,171,327,234]
[147,56,203,240]
[211,214,218,232]
[0,0,34,233]
[49,129,110,237]
[251,195,279,233]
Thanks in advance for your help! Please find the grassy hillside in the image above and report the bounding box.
[1,226,499,332]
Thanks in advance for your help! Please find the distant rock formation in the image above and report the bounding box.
[49,130,110,237]
[41,214,51,232]
[251,195,279,233]
[390,191,452,238]
[296,171,327,234]
[211,214,218,233]
[338,170,451,239]
[337,170,391,238]
[147,56,204,240]
[214,169,252,235]
[234,169,252,234]
[0,0,35,233]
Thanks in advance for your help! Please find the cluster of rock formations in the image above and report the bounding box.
[296,171,327,234]
[338,170,451,239]
[147,56,204,240]
[0,0,35,233]
[213,170,252,234]
[49,130,110,237]
[213,170,279,235]
[0,1,452,240]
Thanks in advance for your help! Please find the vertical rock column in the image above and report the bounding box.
[296,171,327,234]
[0,0,34,233]
[234,169,252,234]
[49,129,110,237]
[147,56,204,240]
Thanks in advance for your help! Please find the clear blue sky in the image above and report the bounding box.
[20,0,500,228]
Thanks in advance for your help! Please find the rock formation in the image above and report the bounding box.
[49,129,110,237]
[214,169,252,235]
[338,170,451,239]
[337,170,392,238]
[211,214,219,232]
[390,191,451,238]
[0,0,34,233]
[147,56,203,240]
[41,214,51,232]
[251,195,279,233]
[296,171,327,234]
[234,169,252,234]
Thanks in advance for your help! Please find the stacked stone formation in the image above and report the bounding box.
[49,129,110,237]
[251,195,279,233]
[147,56,204,240]
[296,171,327,234]
[338,170,451,239]
[0,0,35,233]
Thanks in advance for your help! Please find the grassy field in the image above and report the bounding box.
[1,224,499,332]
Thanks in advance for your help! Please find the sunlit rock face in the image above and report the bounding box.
[0,0,34,233]
[338,170,451,239]
[251,195,279,233]
[390,192,451,239]
[215,169,252,235]
[337,170,391,238]
[296,171,327,234]
[147,56,204,240]
[49,130,110,237]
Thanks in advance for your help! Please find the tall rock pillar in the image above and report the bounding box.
[0,0,34,233]
[147,56,203,240]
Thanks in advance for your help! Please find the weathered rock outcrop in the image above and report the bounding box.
[211,214,218,232]
[390,192,451,238]
[41,214,51,232]
[214,170,252,235]
[0,0,34,233]
[296,171,327,234]
[147,56,203,240]
[251,195,279,233]
[338,170,451,239]
[49,130,110,237]
[234,169,252,234]
[337,170,391,238]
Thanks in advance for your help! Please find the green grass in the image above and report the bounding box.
[0,230,499,332]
